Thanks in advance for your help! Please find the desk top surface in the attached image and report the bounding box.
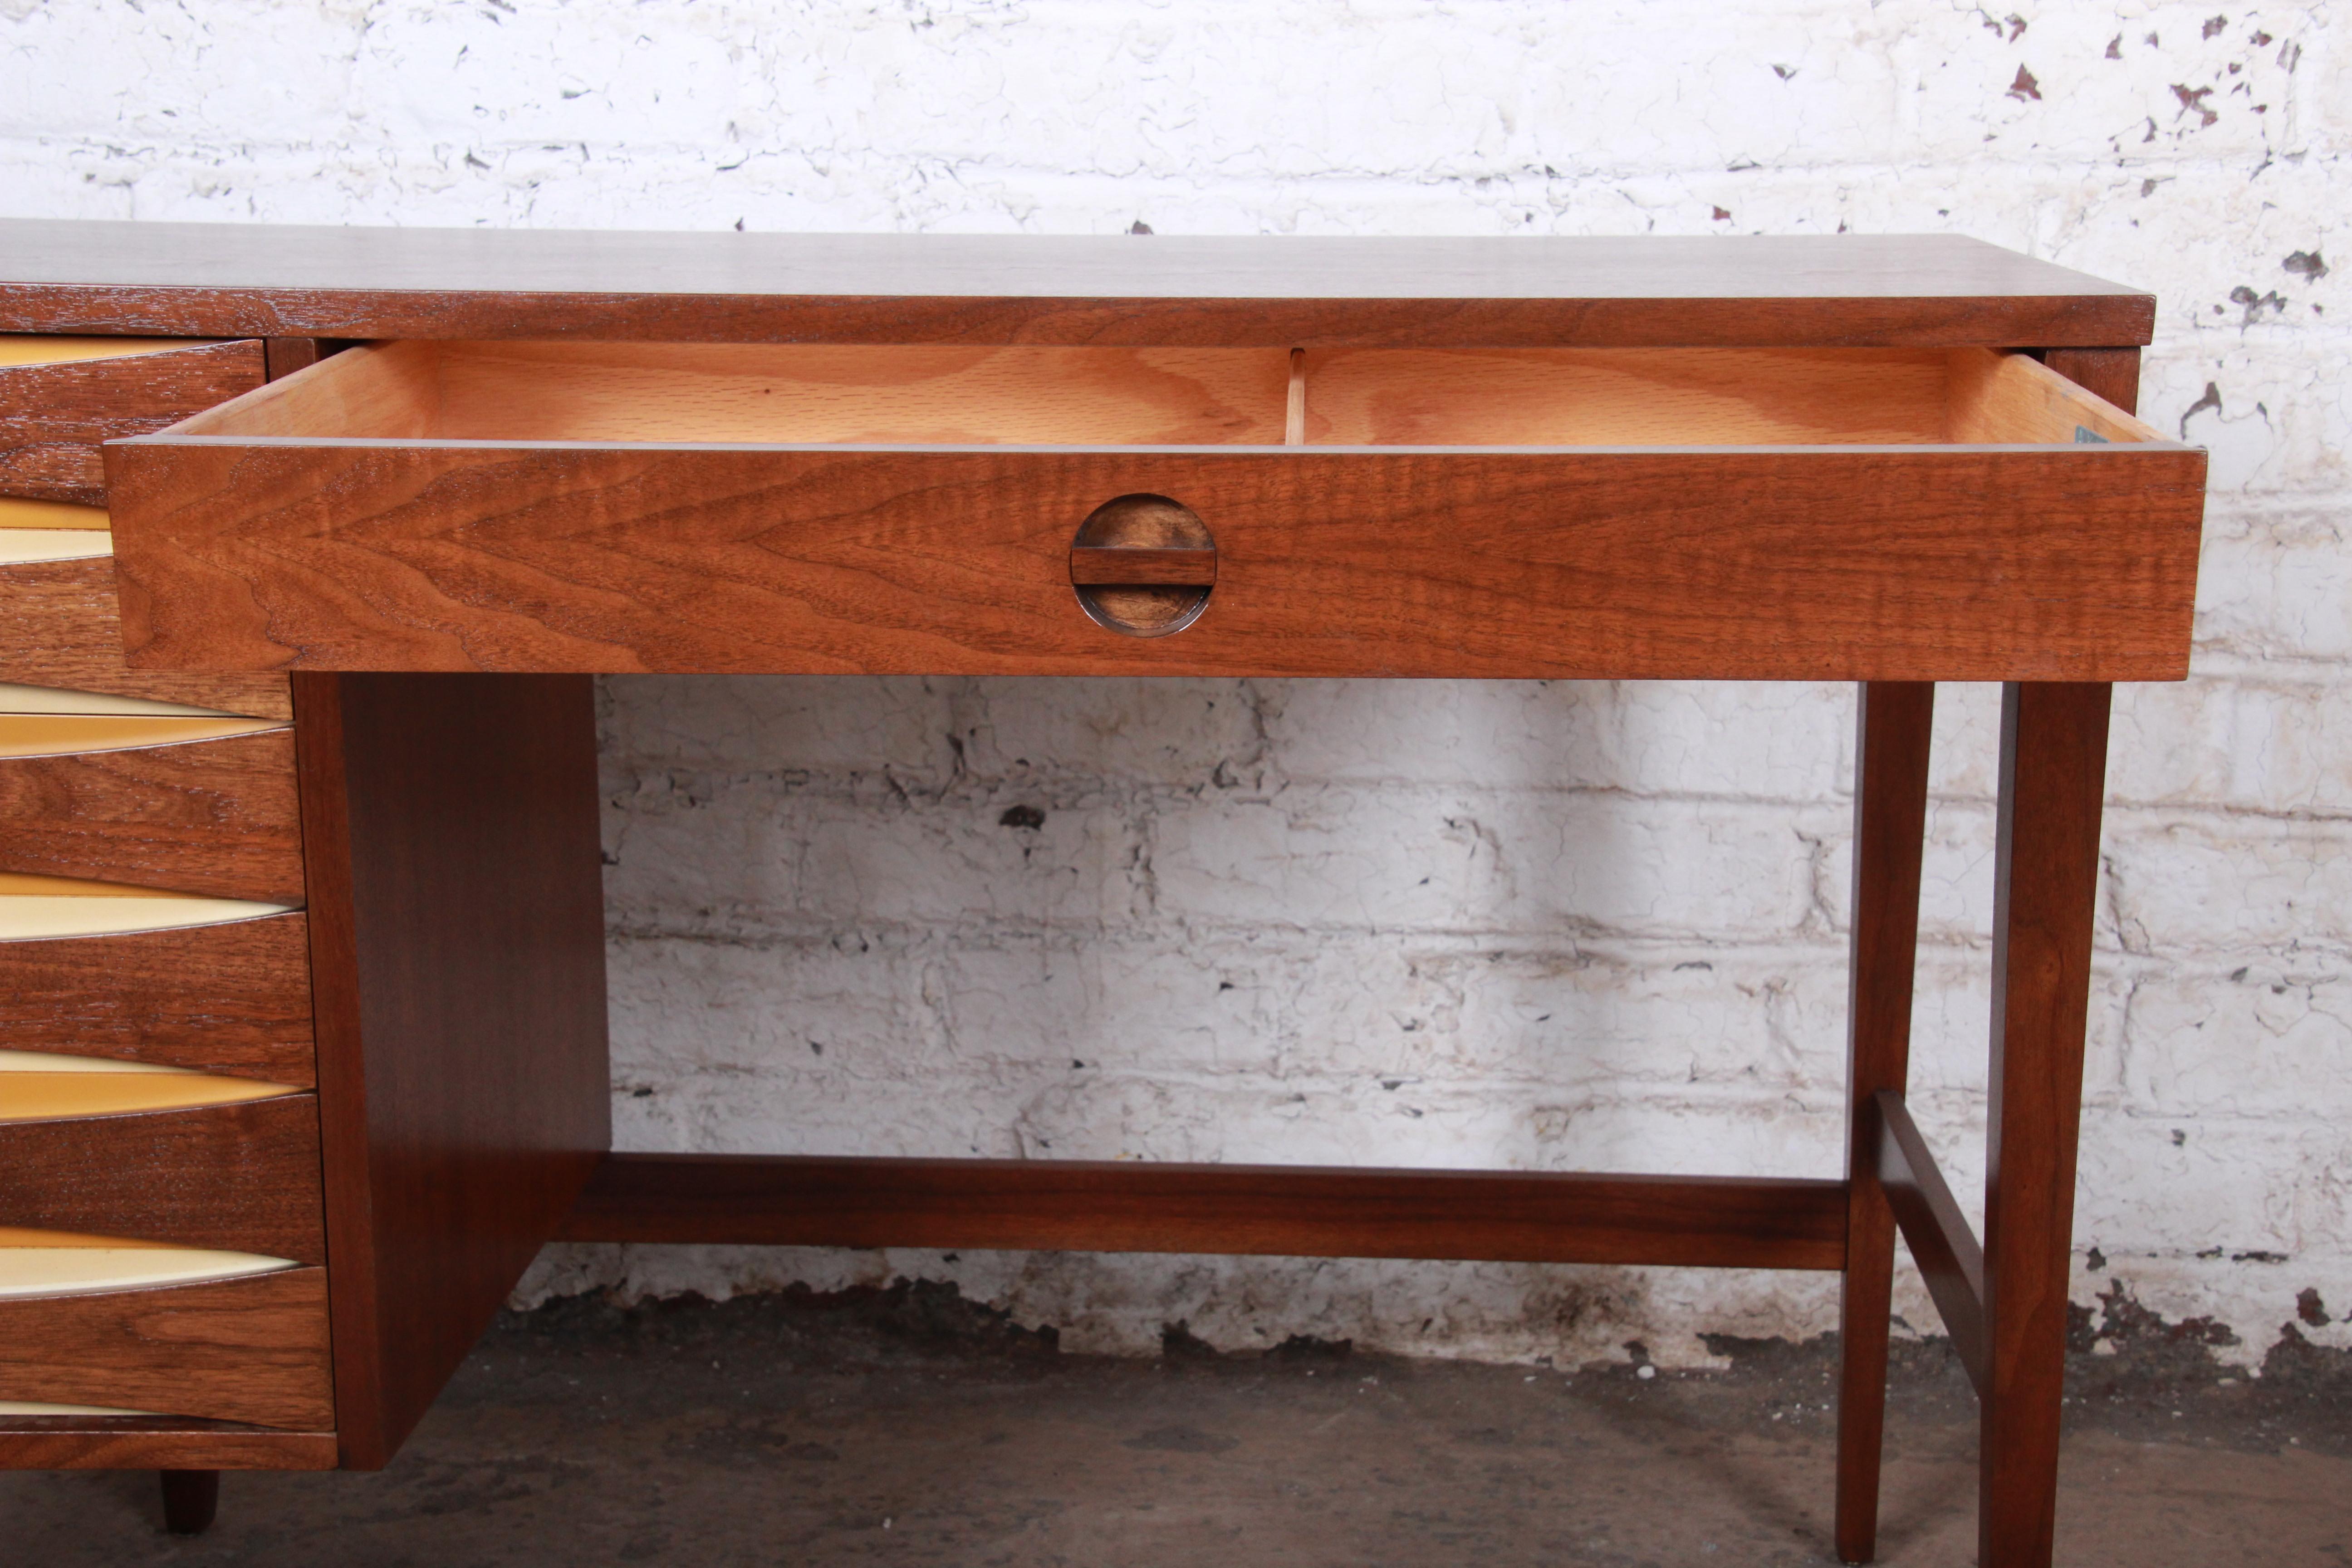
[0,221,2151,348]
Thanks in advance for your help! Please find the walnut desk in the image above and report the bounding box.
[0,221,2205,1566]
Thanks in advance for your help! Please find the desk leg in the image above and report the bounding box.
[1834,681,1935,1564]
[159,1469,218,1534]
[1980,681,2110,1568]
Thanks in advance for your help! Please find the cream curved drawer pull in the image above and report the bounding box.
[0,529,110,565]
[0,872,293,942]
[0,1055,299,1121]
[0,1399,159,1416]
[0,1225,295,1300]
[0,337,228,369]
[0,498,111,563]
[0,713,282,759]
[0,1050,211,1074]
[0,682,245,718]
[0,497,109,531]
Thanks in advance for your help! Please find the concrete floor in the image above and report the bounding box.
[6,1281,2347,1566]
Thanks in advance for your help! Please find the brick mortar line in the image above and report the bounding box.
[603,921,2352,965]
[606,776,2352,825]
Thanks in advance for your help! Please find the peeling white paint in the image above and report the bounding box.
[9,0,2347,1367]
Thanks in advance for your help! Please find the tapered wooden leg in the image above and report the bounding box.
[1980,682,2111,1568]
[1834,681,1936,1564]
[160,1468,220,1535]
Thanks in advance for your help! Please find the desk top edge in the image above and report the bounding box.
[0,220,2156,346]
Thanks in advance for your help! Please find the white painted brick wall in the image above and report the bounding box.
[8,0,2345,1368]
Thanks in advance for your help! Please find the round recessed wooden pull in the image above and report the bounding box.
[1069,493,1216,638]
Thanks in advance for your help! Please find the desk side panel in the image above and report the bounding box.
[295,671,609,1470]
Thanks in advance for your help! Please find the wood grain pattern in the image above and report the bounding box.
[0,1421,336,1471]
[0,221,2157,347]
[2040,348,2142,416]
[1306,345,1960,444]
[0,913,313,1083]
[107,444,2207,682]
[177,339,440,441]
[1877,1089,1988,1394]
[261,338,322,381]
[1833,681,1935,1566]
[0,728,303,902]
[1945,349,2153,444]
[297,672,609,1470]
[0,557,291,718]
[558,1153,1852,1270]
[173,340,2145,448]
[0,1267,331,1430]
[188,339,1296,445]
[1068,545,1218,586]
[0,1096,324,1262]
[0,339,263,505]
[1979,681,2112,1568]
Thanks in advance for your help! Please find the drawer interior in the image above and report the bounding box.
[176,341,2164,448]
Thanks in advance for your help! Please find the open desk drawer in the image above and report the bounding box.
[102,342,2206,681]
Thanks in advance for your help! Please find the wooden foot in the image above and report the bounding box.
[1833,682,1936,1564]
[160,1468,220,1535]
[1979,682,2110,1567]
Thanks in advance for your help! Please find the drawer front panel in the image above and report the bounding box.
[0,1097,324,1262]
[0,557,293,718]
[0,728,303,902]
[0,1424,338,1470]
[0,912,314,1084]
[108,442,2207,682]
[0,340,265,506]
[0,1268,332,1429]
